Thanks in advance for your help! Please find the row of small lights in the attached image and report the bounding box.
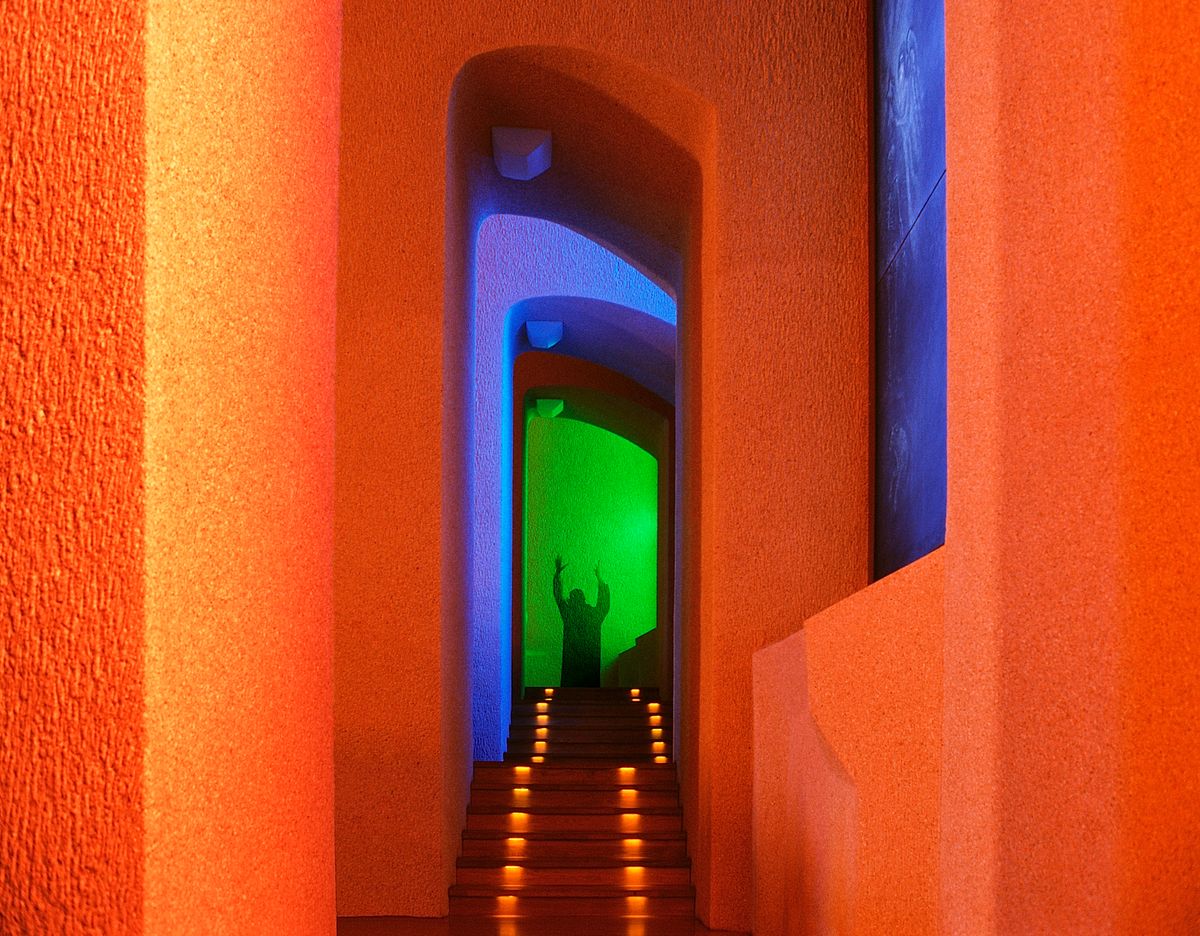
[499,687,672,913]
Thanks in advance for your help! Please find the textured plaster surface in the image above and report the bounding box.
[341,5,870,926]
[1,5,146,933]
[753,550,943,936]
[144,1,340,932]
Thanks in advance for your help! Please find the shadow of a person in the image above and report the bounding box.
[552,554,610,687]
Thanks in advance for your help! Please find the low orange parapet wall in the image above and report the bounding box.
[753,549,944,936]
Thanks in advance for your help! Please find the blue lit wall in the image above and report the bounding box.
[875,0,947,578]
[470,214,676,758]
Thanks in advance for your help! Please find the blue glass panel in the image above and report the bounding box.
[877,0,946,275]
[875,176,947,578]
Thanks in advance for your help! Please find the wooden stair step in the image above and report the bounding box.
[461,829,686,842]
[461,840,689,862]
[455,865,691,887]
[449,883,694,899]
[466,812,683,833]
[510,727,671,744]
[457,855,690,869]
[472,764,677,785]
[471,789,679,809]
[523,688,663,700]
[468,803,681,817]
[449,893,695,918]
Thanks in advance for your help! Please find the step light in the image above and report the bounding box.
[621,813,640,831]
[534,741,547,753]
[654,756,668,764]
[544,688,554,697]
[651,729,663,739]
[647,703,660,713]
[536,702,549,713]
[513,765,530,775]
[624,866,645,882]
[531,755,544,763]
[649,715,662,726]
[536,715,549,725]
[630,688,640,698]
[652,741,665,753]
[535,727,548,738]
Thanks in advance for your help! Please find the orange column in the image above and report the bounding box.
[1117,2,1200,929]
[1,6,146,932]
[144,1,340,932]
[945,1,1200,932]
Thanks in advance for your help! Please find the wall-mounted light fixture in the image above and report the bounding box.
[492,127,552,181]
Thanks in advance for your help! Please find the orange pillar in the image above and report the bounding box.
[945,1,1200,931]
[144,1,340,932]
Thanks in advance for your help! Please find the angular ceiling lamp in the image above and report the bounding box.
[524,320,564,349]
[534,398,564,419]
[492,127,552,181]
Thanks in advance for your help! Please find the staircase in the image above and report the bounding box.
[450,686,693,924]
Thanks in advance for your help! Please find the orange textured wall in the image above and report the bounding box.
[144,1,340,932]
[1,5,145,932]
[337,1,870,927]
[753,550,943,936]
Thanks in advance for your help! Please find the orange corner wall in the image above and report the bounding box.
[753,550,944,936]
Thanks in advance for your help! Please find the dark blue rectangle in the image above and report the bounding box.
[875,175,947,578]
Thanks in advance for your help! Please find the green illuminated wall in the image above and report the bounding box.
[523,411,658,687]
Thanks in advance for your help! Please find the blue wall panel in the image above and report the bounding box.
[875,0,947,578]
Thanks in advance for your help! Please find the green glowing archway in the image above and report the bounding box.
[523,412,658,686]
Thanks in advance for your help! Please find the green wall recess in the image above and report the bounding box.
[523,413,658,687]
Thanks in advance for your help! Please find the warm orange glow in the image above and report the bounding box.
[652,741,665,752]
[654,755,668,764]
[544,688,554,697]
[502,864,523,881]
[625,865,645,882]
[620,787,638,801]
[651,728,663,739]
[622,837,643,852]
[626,922,646,936]
[531,755,544,763]
[534,741,546,753]
[514,765,530,775]
[536,727,548,738]
[649,715,662,726]
[647,703,660,713]
[510,812,528,830]
[536,714,549,725]
[619,766,636,776]
[506,836,526,855]
[536,702,549,713]
[621,812,640,830]
[513,787,529,796]
[501,923,519,936]
[630,688,640,697]
[626,895,648,914]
